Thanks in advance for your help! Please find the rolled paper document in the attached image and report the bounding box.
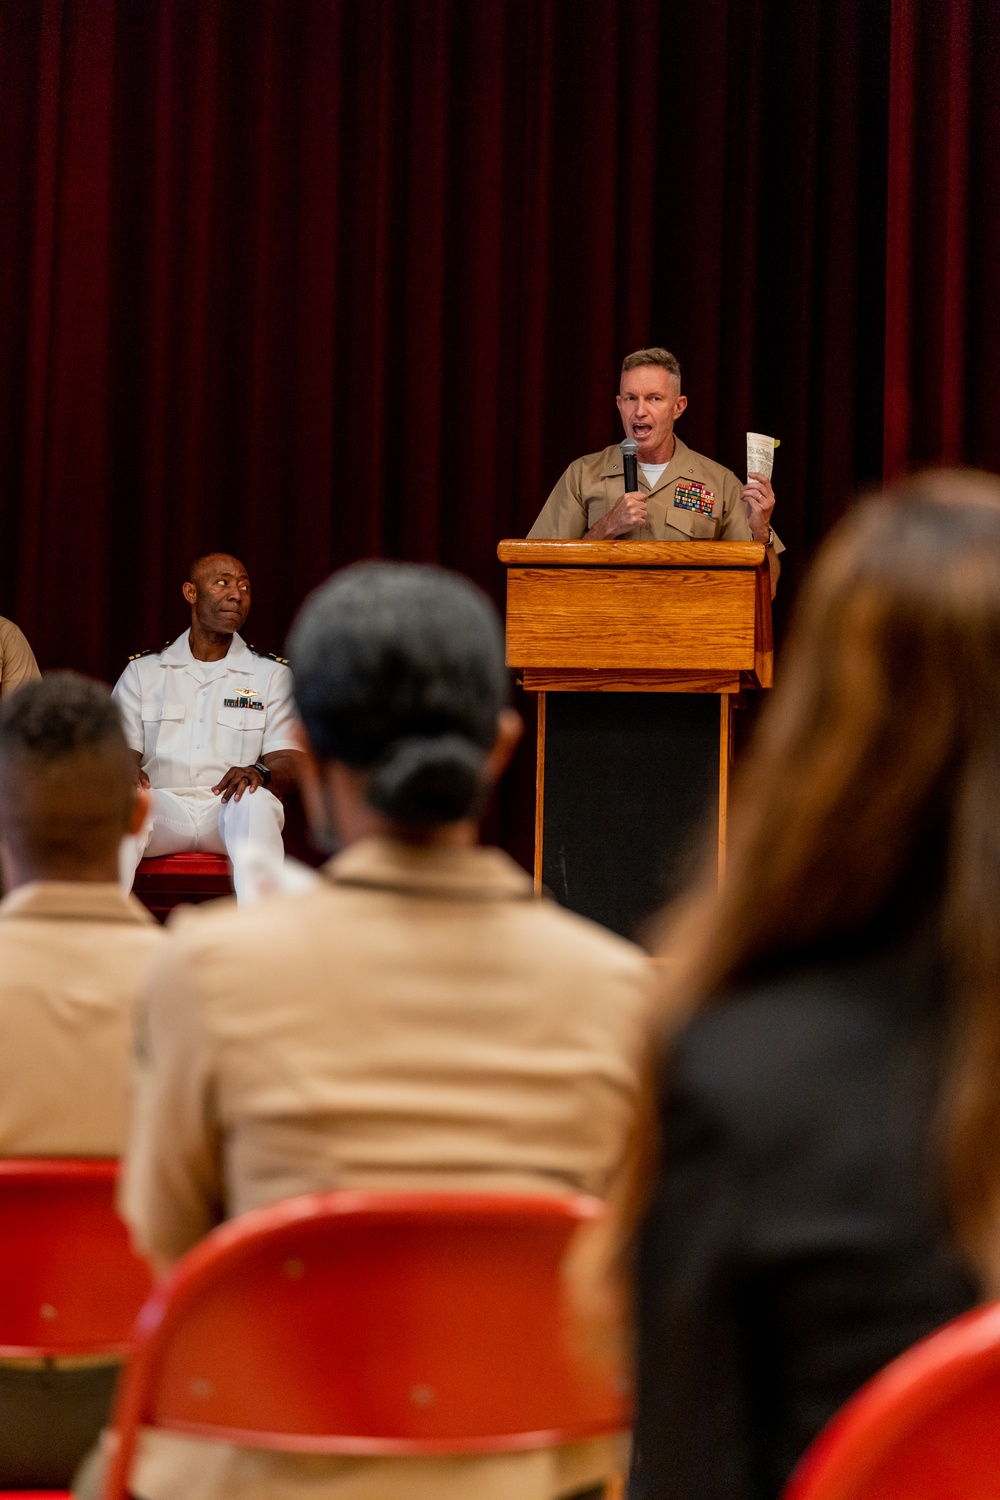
[747,432,779,481]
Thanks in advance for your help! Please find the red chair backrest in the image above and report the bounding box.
[0,1158,153,1358]
[784,1302,1000,1500]
[102,1191,629,1499]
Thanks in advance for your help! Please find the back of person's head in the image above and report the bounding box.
[0,671,137,879]
[662,467,1000,1257]
[288,561,510,828]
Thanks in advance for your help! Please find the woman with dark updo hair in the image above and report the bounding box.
[101,562,652,1500]
[289,559,522,841]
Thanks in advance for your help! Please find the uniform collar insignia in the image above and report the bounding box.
[599,435,691,482]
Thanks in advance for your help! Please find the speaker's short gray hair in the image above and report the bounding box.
[620,347,682,389]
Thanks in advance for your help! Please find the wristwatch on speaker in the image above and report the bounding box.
[253,760,272,787]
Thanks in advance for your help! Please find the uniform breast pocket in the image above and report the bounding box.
[666,500,719,540]
[141,700,185,755]
[216,705,264,765]
[686,510,719,539]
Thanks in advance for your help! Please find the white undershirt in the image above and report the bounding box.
[639,462,668,487]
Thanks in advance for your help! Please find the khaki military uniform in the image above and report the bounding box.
[116,836,654,1500]
[528,436,784,550]
[0,882,164,1489]
[0,617,41,698]
[0,881,163,1155]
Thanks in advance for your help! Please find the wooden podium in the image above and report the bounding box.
[497,540,773,942]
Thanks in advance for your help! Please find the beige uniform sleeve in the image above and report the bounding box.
[0,619,41,696]
[716,470,785,553]
[526,459,590,539]
[120,935,225,1266]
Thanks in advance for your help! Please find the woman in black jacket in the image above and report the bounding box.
[629,470,1000,1499]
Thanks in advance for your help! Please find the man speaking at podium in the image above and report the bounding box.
[527,347,783,594]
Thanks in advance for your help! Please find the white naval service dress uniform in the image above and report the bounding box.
[112,630,299,904]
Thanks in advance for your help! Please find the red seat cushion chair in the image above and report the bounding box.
[0,1159,154,1500]
[132,853,232,923]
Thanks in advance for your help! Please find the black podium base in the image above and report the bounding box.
[539,692,722,944]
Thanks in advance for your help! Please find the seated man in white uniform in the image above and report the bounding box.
[113,553,304,903]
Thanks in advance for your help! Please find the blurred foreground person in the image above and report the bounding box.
[629,471,1000,1500]
[87,562,651,1500]
[0,673,163,1488]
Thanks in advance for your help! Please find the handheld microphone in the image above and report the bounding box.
[621,437,639,493]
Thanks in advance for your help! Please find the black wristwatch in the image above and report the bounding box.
[253,760,272,787]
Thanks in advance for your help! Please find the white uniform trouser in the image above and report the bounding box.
[119,787,286,906]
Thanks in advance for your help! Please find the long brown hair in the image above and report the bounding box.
[655,468,1000,1261]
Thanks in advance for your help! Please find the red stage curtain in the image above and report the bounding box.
[884,0,1000,478]
[0,0,893,662]
[0,1,993,861]
[0,0,660,674]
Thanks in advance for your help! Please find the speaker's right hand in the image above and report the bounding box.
[586,492,648,539]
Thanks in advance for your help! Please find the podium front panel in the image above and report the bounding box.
[540,692,720,943]
[506,565,757,671]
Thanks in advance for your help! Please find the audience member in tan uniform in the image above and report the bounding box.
[0,615,41,696]
[84,562,652,1500]
[0,672,164,1490]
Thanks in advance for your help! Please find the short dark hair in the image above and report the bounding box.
[288,562,509,826]
[0,672,127,762]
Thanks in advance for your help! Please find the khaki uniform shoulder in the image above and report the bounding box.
[578,445,624,474]
[682,445,740,490]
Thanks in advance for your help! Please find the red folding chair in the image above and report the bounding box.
[784,1301,1000,1500]
[0,1159,154,1500]
[101,1191,630,1499]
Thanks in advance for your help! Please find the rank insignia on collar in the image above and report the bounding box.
[673,480,715,515]
[224,692,265,711]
